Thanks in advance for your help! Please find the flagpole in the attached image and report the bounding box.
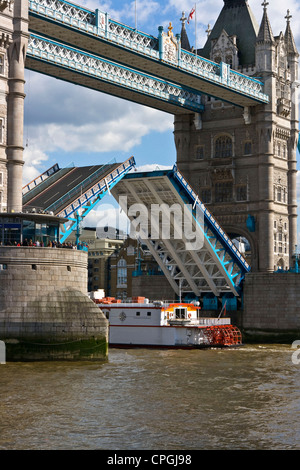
[135,0,137,30]
[217,301,227,321]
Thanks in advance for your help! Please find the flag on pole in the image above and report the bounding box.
[187,6,195,24]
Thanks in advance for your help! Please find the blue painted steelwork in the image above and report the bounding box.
[203,294,218,311]
[56,157,135,242]
[170,165,250,276]
[28,0,269,106]
[27,33,204,114]
[120,165,250,295]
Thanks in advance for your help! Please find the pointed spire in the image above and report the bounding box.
[284,10,298,56]
[180,11,191,51]
[257,1,275,43]
[223,0,247,8]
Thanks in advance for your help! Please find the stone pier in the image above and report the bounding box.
[242,272,300,343]
[0,246,108,360]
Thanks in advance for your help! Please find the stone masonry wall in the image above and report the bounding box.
[0,247,88,311]
[0,247,108,360]
[243,272,300,343]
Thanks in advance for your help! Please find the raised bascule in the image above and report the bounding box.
[0,0,299,351]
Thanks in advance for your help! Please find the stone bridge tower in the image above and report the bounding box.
[175,0,299,272]
[0,0,28,213]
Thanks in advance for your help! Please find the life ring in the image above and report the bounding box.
[188,313,192,319]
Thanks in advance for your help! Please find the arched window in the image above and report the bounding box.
[117,258,127,287]
[215,135,233,158]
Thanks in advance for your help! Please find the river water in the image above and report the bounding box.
[0,344,300,450]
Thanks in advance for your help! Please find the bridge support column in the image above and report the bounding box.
[6,0,28,212]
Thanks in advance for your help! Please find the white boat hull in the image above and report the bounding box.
[110,324,216,348]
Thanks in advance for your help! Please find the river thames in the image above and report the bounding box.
[0,344,299,450]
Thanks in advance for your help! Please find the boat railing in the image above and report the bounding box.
[192,318,231,326]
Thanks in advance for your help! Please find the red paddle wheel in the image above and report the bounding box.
[203,324,242,347]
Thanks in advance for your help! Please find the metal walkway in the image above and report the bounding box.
[23,157,136,242]
[28,0,269,109]
[111,165,250,297]
[26,33,204,115]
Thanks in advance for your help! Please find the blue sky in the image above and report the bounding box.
[23,0,300,232]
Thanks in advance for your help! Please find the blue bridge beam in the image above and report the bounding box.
[28,0,269,108]
[26,33,204,115]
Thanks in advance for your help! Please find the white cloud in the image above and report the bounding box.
[24,71,173,170]
[22,145,50,185]
[82,201,130,232]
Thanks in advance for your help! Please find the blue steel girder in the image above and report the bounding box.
[26,33,204,115]
[171,165,250,275]
[110,167,250,297]
[56,157,135,242]
[28,0,269,108]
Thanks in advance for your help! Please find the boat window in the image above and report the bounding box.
[136,312,140,316]
[175,308,187,319]
[147,312,151,317]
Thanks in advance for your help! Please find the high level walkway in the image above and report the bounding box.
[27,0,269,109]
[26,33,204,115]
[111,165,250,297]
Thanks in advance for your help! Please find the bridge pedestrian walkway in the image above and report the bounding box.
[28,0,269,109]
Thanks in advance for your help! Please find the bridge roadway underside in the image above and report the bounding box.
[111,168,249,298]
[25,54,199,115]
[28,13,263,108]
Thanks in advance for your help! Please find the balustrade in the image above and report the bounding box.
[28,0,269,105]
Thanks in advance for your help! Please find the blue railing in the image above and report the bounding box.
[28,0,269,105]
[46,159,117,213]
[27,33,204,114]
[56,156,135,218]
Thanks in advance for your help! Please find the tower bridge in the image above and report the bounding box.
[0,0,299,303]
[111,165,250,299]
[22,157,136,242]
[0,0,299,358]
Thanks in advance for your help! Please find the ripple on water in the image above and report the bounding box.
[0,345,299,450]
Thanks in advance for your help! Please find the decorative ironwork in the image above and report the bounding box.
[27,34,204,113]
[30,0,94,23]
[28,0,269,105]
